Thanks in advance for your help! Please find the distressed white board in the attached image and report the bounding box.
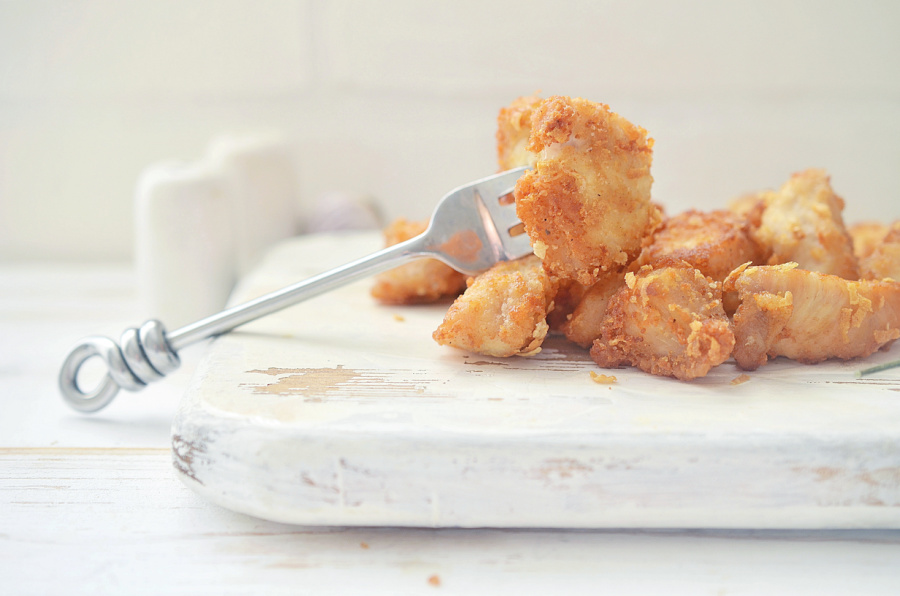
[173,232,900,528]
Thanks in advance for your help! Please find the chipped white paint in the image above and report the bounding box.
[174,233,900,528]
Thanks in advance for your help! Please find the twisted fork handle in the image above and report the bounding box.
[58,320,180,412]
[59,235,428,413]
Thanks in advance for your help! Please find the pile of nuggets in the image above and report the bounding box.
[371,95,900,381]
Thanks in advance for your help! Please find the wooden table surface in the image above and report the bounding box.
[2,259,900,595]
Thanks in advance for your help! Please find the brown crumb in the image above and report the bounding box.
[360,542,369,549]
[393,314,405,322]
[590,371,617,384]
[428,574,441,587]
[730,374,751,385]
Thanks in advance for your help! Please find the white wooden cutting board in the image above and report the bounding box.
[172,232,900,528]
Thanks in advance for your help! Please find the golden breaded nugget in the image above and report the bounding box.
[514,96,661,285]
[590,266,735,381]
[433,256,556,357]
[849,221,889,260]
[545,277,587,331]
[724,263,900,370]
[634,209,763,282]
[371,218,467,305]
[633,209,763,314]
[859,221,900,281]
[728,192,767,221]
[561,272,626,348]
[753,169,859,279]
[496,95,543,171]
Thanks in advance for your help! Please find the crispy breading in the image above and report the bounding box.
[753,169,859,279]
[633,209,763,315]
[496,95,543,171]
[849,221,889,260]
[433,255,556,357]
[545,277,587,331]
[728,192,767,221]
[724,263,900,370]
[635,209,762,279]
[859,221,900,281]
[514,96,661,286]
[590,266,735,381]
[561,271,627,348]
[371,218,467,305]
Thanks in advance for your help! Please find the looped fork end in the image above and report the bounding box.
[58,320,180,413]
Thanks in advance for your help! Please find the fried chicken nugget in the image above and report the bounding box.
[514,96,661,286]
[633,209,763,315]
[849,221,889,260]
[590,266,735,381]
[724,262,900,370]
[753,169,859,279]
[371,218,467,305]
[728,192,767,222]
[560,272,627,348]
[496,95,543,171]
[546,278,588,331]
[635,209,763,277]
[433,256,556,357]
[858,221,900,281]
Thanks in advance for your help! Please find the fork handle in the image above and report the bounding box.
[59,235,429,413]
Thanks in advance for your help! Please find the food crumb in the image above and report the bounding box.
[393,314,405,322]
[360,542,369,549]
[730,374,751,385]
[590,371,617,384]
[428,574,441,587]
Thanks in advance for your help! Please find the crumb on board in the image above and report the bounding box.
[590,371,617,384]
[360,542,369,549]
[730,374,751,385]
[428,574,441,587]
[393,314,405,322]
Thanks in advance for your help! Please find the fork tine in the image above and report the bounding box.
[474,166,528,200]
[472,166,532,260]
[497,185,517,199]
[502,230,534,259]
[474,167,528,230]
[424,166,533,274]
[482,199,522,231]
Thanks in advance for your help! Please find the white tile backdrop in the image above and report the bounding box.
[1,0,898,261]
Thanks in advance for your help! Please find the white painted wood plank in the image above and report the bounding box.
[173,234,900,528]
[2,450,900,595]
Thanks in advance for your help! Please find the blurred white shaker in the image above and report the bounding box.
[206,132,301,276]
[136,133,300,329]
[135,161,236,329]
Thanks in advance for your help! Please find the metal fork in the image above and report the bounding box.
[59,166,532,413]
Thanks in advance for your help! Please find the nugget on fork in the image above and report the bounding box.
[496,95,543,171]
[514,96,661,286]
